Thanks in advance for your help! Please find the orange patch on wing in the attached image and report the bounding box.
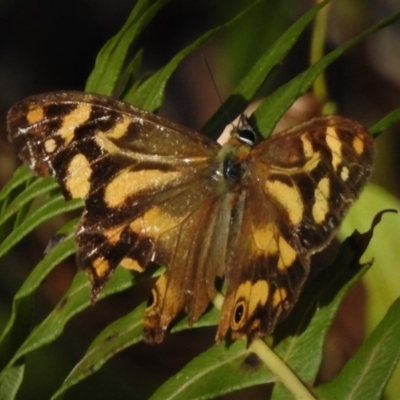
[352,135,364,155]
[60,104,92,144]
[265,180,304,225]
[27,106,44,124]
[93,257,111,279]
[120,257,143,271]
[104,170,180,208]
[130,206,182,237]
[277,236,297,270]
[65,154,92,198]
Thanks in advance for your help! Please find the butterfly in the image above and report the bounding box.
[7,91,374,343]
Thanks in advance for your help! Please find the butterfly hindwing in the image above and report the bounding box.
[216,116,373,341]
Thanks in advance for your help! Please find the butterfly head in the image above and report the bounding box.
[218,115,260,185]
[229,115,260,148]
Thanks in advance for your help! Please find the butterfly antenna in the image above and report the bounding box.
[202,54,236,130]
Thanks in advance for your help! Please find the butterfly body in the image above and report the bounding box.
[7,91,373,343]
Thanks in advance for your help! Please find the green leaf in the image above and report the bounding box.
[0,194,82,261]
[150,340,271,400]
[254,9,400,137]
[1,266,135,377]
[0,176,58,228]
[0,166,32,205]
[203,0,329,139]
[315,296,400,400]
[339,183,400,398]
[370,106,400,136]
[85,0,171,95]
[270,256,371,400]
[50,304,147,400]
[0,228,75,372]
[0,363,25,400]
[125,0,263,112]
[0,294,34,372]
[50,294,220,399]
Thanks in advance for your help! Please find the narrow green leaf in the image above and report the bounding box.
[0,294,33,371]
[369,107,400,136]
[16,225,76,298]
[203,0,329,139]
[0,363,25,400]
[0,228,75,370]
[85,0,170,94]
[0,195,82,261]
[0,166,32,204]
[150,341,271,400]
[271,210,394,399]
[271,260,371,400]
[125,0,263,112]
[51,293,219,399]
[1,267,135,378]
[254,10,400,137]
[315,297,400,400]
[338,184,400,398]
[0,177,58,227]
[118,48,144,96]
[50,304,146,400]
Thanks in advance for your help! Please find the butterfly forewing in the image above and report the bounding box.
[7,91,223,289]
[8,91,374,344]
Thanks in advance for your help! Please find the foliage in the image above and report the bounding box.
[1,1,400,399]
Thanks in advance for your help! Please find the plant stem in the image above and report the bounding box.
[249,338,317,400]
[310,0,336,115]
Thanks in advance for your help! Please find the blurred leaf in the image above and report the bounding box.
[0,363,24,400]
[125,0,263,111]
[315,296,400,400]
[51,294,220,399]
[0,177,57,228]
[203,0,329,139]
[149,340,270,400]
[85,0,171,95]
[0,194,82,261]
[51,304,147,400]
[254,9,400,137]
[370,107,400,136]
[0,166,32,205]
[270,241,373,398]
[0,227,75,372]
[2,266,136,376]
[339,183,400,398]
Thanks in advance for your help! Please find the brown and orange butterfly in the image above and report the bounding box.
[7,91,373,343]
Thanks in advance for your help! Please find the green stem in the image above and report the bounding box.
[310,0,336,114]
[213,292,316,399]
[249,338,317,400]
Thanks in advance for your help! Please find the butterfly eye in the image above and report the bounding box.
[237,125,257,147]
[234,302,245,325]
[147,289,156,308]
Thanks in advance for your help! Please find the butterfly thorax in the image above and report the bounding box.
[218,123,259,187]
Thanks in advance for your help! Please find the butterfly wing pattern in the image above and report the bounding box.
[7,91,373,343]
[216,118,373,341]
